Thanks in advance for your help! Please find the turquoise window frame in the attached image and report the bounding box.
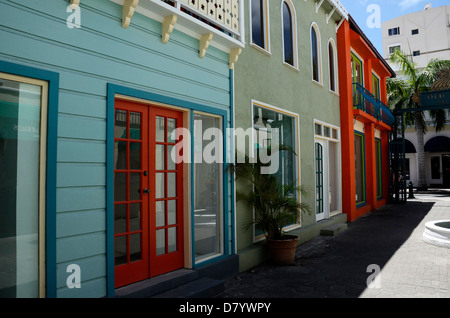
[106,81,234,296]
[375,138,383,200]
[0,60,59,298]
[354,131,366,207]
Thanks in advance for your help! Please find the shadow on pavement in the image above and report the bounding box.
[219,200,435,298]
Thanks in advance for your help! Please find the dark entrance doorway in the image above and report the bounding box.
[443,154,450,188]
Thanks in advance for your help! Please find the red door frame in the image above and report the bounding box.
[114,100,150,288]
[114,99,184,288]
[148,106,184,278]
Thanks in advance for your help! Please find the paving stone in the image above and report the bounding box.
[218,191,450,298]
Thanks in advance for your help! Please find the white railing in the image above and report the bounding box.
[159,0,241,38]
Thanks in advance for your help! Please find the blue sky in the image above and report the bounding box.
[339,0,448,54]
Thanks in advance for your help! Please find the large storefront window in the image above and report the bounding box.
[355,132,366,205]
[0,74,47,297]
[253,104,299,237]
[193,113,223,262]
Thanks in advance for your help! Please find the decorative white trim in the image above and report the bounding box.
[162,14,177,44]
[313,119,342,221]
[229,48,242,69]
[122,0,139,28]
[335,17,345,32]
[315,0,325,13]
[110,0,244,52]
[199,33,213,58]
[69,0,80,8]
[326,7,336,24]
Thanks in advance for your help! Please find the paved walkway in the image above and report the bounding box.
[219,191,450,298]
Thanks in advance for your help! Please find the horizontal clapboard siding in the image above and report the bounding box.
[0,0,231,298]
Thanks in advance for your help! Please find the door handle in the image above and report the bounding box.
[143,188,150,194]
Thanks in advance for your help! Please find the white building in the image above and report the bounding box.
[382,4,450,188]
[382,4,450,74]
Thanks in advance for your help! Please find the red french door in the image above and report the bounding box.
[114,99,184,288]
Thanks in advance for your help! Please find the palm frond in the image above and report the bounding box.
[390,49,417,83]
[424,59,450,79]
[230,145,311,240]
[429,109,447,132]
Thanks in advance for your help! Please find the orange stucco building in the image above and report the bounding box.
[337,16,396,222]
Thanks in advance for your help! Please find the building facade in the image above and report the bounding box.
[382,4,450,189]
[337,16,395,222]
[401,127,450,188]
[0,0,244,298]
[382,4,450,74]
[233,0,348,272]
[0,0,399,298]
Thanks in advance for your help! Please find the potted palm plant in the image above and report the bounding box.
[230,146,311,265]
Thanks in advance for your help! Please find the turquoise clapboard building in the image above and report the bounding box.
[0,0,243,297]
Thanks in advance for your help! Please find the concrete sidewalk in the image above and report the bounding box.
[219,192,450,298]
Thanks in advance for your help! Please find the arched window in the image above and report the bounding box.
[251,0,269,50]
[282,1,297,68]
[311,23,321,83]
[282,2,293,65]
[328,39,337,92]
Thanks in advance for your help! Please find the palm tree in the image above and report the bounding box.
[387,49,450,190]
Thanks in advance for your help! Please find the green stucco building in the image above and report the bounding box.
[234,0,349,271]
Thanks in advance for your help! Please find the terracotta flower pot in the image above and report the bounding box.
[267,235,299,265]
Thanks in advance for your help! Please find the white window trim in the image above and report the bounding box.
[313,119,342,218]
[281,0,298,70]
[388,26,401,36]
[388,43,402,55]
[327,38,338,94]
[251,100,302,242]
[249,0,271,54]
[310,22,323,84]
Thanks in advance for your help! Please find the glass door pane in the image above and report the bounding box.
[154,115,180,256]
[114,109,144,265]
[315,142,324,215]
[328,141,340,212]
[194,113,222,261]
[0,77,43,297]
